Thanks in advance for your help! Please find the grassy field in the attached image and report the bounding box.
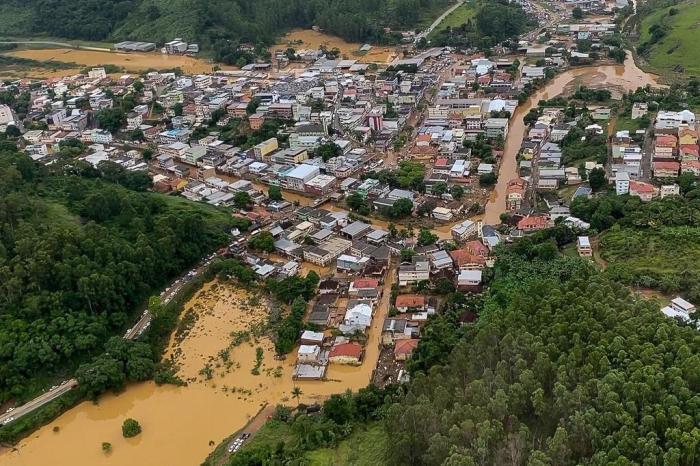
[227,419,387,466]
[428,1,476,38]
[305,423,387,466]
[614,114,646,132]
[600,226,700,299]
[637,1,700,76]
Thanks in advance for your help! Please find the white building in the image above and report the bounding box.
[344,302,373,328]
[615,171,630,195]
[451,219,477,241]
[285,164,320,191]
[90,129,113,144]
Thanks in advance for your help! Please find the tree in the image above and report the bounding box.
[291,387,303,407]
[132,80,144,93]
[173,103,183,116]
[572,6,583,19]
[315,142,342,162]
[588,167,606,191]
[450,185,465,199]
[246,97,262,115]
[417,228,438,246]
[400,248,415,263]
[431,182,448,196]
[249,231,275,252]
[4,125,20,138]
[268,185,283,201]
[233,191,253,210]
[129,128,145,141]
[96,108,126,133]
[122,418,141,438]
[101,442,112,453]
[479,173,498,186]
[388,198,414,218]
[142,148,154,161]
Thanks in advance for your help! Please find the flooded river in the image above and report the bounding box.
[0,53,663,466]
[2,276,394,466]
[482,53,663,224]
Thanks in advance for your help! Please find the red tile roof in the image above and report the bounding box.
[329,342,362,359]
[464,240,489,257]
[395,294,426,308]
[653,161,680,170]
[449,249,487,267]
[517,215,549,230]
[352,278,379,289]
[629,180,657,193]
[394,339,419,356]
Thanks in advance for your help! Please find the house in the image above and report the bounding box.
[393,339,419,361]
[382,318,416,345]
[629,180,659,202]
[341,221,372,240]
[631,102,648,119]
[653,161,679,178]
[451,219,477,242]
[349,278,380,299]
[517,215,549,233]
[661,296,696,323]
[329,342,363,364]
[395,295,428,313]
[337,254,369,273]
[577,236,592,257]
[432,206,454,222]
[615,171,630,195]
[297,345,321,364]
[457,269,482,291]
[398,255,430,286]
[428,250,453,271]
[300,330,324,345]
[450,249,486,270]
[506,178,527,211]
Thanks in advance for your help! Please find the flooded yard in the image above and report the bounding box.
[272,29,397,64]
[1,277,392,466]
[3,48,227,75]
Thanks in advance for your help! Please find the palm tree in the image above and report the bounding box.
[291,387,302,408]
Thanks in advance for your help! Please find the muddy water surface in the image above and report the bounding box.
[2,276,393,466]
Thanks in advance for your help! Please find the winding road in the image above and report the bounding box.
[416,0,466,41]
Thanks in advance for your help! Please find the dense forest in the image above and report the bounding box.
[428,0,532,49]
[385,245,700,464]
[1,0,450,47]
[0,144,234,403]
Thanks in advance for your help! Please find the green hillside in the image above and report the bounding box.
[636,0,700,75]
[0,0,452,48]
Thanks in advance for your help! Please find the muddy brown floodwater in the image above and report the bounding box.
[1,276,394,466]
[0,53,663,466]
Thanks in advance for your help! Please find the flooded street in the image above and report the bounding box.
[1,276,393,466]
[482,53,663,224]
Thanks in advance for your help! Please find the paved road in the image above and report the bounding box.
[416,0,466,42]
[0,40,111,52]
[0,380,77,426]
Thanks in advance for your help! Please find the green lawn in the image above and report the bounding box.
[614,114,645,132]
[428,2,476,37]
[305,423,387,466]
[637,1,700,75]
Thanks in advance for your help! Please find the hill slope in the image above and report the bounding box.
[0,0,452,46]
[636,0,700,75]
